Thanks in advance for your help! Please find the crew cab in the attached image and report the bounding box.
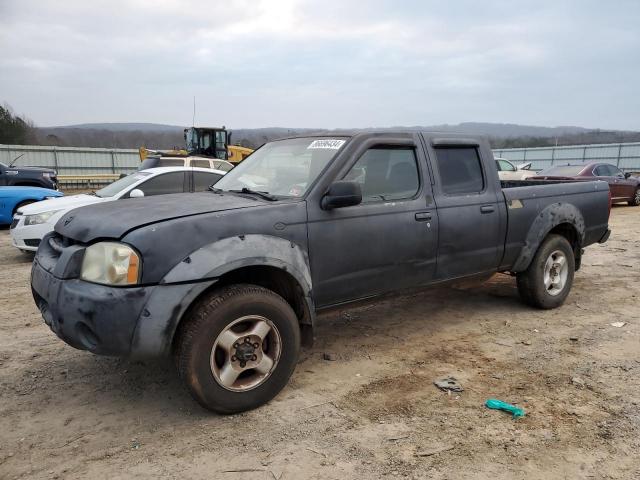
[30,131,611,414]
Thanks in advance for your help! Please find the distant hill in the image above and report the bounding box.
[32,122,640,150]
[50,122,185,132]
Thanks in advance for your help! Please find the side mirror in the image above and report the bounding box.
[625,172,631,179]
[321,181,362,210]
[129,188,145,198]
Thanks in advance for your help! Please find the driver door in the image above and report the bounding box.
[307,138,437,307]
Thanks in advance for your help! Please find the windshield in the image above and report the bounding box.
[214,137,347,197]
[538,165,586,177]
[95,172,151,198]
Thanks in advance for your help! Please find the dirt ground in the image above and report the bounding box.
[1,207,639,480]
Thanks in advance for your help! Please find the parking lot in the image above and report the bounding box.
[0,206,638,480]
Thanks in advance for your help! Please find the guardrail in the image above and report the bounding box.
[0,144,140,176]
[58,174,122,189]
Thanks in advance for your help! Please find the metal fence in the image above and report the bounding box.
[3,141,640,181]
[493,142,640,172]
[0,144,141,176]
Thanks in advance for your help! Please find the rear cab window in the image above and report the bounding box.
[434,147,485,195]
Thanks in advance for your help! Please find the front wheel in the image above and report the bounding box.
[174,284,300,414]
[516,234,575,309]
[629,188,640,207]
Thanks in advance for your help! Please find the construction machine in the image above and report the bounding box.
[139,127,253,168]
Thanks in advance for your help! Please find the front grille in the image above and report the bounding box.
[24,239,41,248]
[10,218,19,229]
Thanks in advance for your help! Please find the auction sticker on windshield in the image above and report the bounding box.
[307,139,346,150]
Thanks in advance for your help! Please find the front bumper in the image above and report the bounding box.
[31,258,152,356]
[31,245,219,358]
[10,214,55,251]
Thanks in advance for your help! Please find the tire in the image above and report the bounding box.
[628,188,640,207]
[516,234,575,309]
[174,284,300,414]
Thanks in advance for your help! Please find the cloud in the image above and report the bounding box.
[0,0,639,129]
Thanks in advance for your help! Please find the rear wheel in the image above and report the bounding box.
[629,188,640,206]
[175,284,300,414]
[516,234,575,309]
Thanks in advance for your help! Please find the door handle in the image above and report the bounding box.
[480,205,495,214]
[415,212,432,221]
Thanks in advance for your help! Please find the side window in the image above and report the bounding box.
[193,172,222,192]
[497,159,515,172]
[594,165,608,176]
[136,172,186,196]
[434,147,485,195]
[343,147,419,202]
[191,160,211,169]
[607,165,623,177]
[158,159,186,167]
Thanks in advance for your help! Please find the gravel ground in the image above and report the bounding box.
[1,206,639,479]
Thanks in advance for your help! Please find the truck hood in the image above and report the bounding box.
[54,191,265,243]
[7,166,56,174]
[19,194,106,215]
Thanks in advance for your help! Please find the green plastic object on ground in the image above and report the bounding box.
[485,398,525,418]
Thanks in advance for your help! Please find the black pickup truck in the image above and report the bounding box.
[0,160,58,189]
[31,131,611,413]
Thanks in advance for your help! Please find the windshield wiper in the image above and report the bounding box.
[229,187,278,201]
[208,185,223,193]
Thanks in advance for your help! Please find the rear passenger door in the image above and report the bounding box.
[426,140,502,278]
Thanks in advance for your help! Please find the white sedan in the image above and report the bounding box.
[10,166,225,252]
[495,158,538,181]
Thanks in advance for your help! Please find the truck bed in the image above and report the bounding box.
[498,179,610,271]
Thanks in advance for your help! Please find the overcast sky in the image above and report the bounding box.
[1,0,639,130]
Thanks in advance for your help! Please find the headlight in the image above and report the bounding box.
[24,210,62,225]
[81,242,141,286]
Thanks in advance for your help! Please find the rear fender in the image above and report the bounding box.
[512,203,585,272]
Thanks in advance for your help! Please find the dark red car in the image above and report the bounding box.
[533,162,640,206]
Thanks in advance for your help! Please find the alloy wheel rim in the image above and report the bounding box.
[543,250,568,296]
[210,315,282,392]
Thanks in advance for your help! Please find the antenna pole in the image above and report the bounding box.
[192,96,196,127]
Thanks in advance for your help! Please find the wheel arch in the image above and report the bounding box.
[172,265,315,352]
[11,198,38,215]
[512,203,585,272]
[130,235,316,358]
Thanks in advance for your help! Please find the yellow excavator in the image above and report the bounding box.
[139,126,253,168]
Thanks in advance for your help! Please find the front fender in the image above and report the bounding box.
[130,235,314,357]
[511,202,585,272]
[160,234,312,293]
